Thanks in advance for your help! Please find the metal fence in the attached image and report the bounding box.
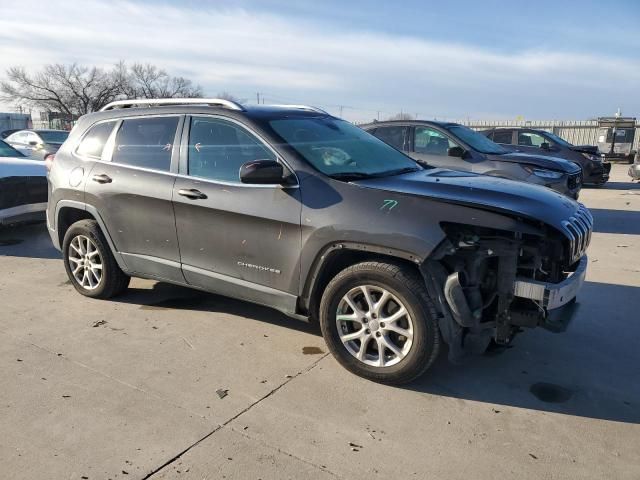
[0,113,31,133]
[458,119,640,152]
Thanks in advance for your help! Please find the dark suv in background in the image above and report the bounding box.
[482,127,610,185]
[47,99,591,384]
[362,121,582,198]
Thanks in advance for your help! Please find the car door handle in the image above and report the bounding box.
[178,189,207,200]
[92,174,112,184]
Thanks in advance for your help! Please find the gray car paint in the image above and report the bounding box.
[48,106,584,318]
[362,121,582,198]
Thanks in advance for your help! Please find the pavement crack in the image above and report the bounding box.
[143,353,330,479]
[229,423,343,478]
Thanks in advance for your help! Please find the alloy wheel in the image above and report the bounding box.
[336,285,414,367]
[68,235,103,290]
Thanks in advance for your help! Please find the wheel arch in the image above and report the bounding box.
[299,242,423,320]
[54,200,128,271]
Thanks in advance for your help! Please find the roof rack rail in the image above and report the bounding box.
[99,98,245,112]
[269,104,329,115]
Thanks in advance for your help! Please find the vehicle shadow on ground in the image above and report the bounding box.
[590,208,640,235]
[595,180,640,190]
[0,222,60,259]
[119,281,322,337]
[407,281,640,424]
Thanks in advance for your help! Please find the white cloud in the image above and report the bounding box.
[0,0,638,121]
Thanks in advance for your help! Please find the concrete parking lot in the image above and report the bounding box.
[1,164,639,480]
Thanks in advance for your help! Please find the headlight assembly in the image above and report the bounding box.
[523,165,563,179]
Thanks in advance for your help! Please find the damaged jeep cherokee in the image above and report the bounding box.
[47,99,591,384]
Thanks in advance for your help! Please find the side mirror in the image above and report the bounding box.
[240,160,284,185]
[447,146,466,158]
[540,142,551,151]
[28,141,38,146]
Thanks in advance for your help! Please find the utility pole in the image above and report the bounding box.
[339,105,344,117]
[377,111,380,121]
[256,92,260,104]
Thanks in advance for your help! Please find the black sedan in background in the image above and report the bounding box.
[482,127,610,185]
[4,129,69,160]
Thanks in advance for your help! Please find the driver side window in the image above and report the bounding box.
[188,117,276,183]
[518,132,548,148]
[414,127,458,155]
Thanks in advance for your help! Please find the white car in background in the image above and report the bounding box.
[0,140,48,226]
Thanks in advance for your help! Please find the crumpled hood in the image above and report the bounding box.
[354,168,581,232]
[488,152,580,173]
[570,145,599,155]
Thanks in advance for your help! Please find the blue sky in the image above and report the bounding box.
[1,0,639,121]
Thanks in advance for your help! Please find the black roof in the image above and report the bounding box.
[360,120,461,129]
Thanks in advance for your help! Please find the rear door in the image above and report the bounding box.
[84,115,184,282]
[370,125,409,152]
[172,115,302,312]
[490,129,516,146]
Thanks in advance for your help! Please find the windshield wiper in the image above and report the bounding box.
[328,172,378,180]
[329,166,421,181]
[375,166,422,177]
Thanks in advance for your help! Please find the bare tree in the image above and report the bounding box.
[386,112,414,121]
[126,63,203,99]
[216,91,247,103]
[0,62,203,115]
[0,64,122,115]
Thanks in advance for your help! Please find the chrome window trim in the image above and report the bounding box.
[72,118,120,162]
[180,114,299,188]
[73,114,184,174]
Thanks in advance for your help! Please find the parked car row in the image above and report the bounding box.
[3,128,69,160]
[363,121,583,198]
[481,127,610,185]
[43,98,592,384]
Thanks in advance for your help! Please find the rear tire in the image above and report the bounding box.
[319,261,440,385]
[62,219,130,299]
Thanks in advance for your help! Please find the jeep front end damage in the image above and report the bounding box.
[421,214,592,361]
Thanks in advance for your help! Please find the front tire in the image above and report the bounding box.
[319,261,440,385]
[62,219,130,299]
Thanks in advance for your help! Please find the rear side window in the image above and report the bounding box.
[76,121,116,158]
[492,130,513,144]
[372,126,407,150]
[112,116,179,171]
[188,117,276,182]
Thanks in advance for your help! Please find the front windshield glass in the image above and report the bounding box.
[268,117,421,179]
[37,130,69,144]
[545,131,572,147]
[0,140,24,157]
[446,125,508,155]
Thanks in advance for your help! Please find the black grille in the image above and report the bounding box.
[568,172,582,190]
[561,204,593,263]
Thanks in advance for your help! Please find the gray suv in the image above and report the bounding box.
[47,99,591,384]
[363,121,582,198]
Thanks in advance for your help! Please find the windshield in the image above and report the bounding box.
[446,125,508,154]
[0,140,25,157]
[37,130,69,144]
[544,131,572,147]
[267,117,421,179]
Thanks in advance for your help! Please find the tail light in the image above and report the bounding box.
[44,153,55,171]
